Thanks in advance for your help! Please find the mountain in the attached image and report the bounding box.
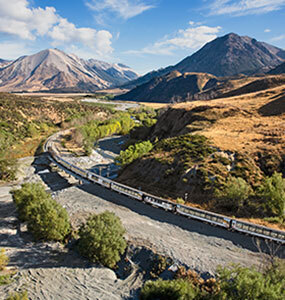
[117,71,217,102]
[0,59,11,68]
[117,70,285,103]
[268,62,285,74]
[0,49,138,92]
[123,33,285,89]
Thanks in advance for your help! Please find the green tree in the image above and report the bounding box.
[216,176,252,211]
[258,172,285,217]
[214,264,285,300]
[12,183,70,241]
[116,140,153,166]
[27,199,71,241]
[12,183,49,221]
[77,211,127,268]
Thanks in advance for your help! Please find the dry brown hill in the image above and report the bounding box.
[118,71,285,103]
[117,84,285,224]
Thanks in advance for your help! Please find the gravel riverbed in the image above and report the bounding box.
[0,145,269,299]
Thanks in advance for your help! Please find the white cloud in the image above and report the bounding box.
[0,41,33,59]
[86,0,155,20]
[264,29,271,33]
[209,0,285,16]
[126,24,222,56]
[0,0,113,58]
[49,19,113,57]
[0,0,58,40]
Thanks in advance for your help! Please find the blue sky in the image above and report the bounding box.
[0,0,285,74]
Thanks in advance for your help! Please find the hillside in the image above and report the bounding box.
[123,33,285,90]
[116,84,285,223]
[0,93,111,160]
[269,61,285,74]
[117,71,285,102]
[0,49,138,92]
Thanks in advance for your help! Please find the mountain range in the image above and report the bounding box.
[123,33,285,90]
[0,33,285,95]
[116,70,285,103]
[0,49,138,92]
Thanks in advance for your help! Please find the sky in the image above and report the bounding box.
[0,0,285,74]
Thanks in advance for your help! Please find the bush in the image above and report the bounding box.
[78,211,127,268]
[12,183,71,241]
[27,199,71,241]
[0,249,9,271]
[140,262,285,300]
[140,279,198,300]
[258,172,285,217]
[216,177,252,211]
[215,263,285,300]
[5,291,28,300]
[116,140,153,166]
[12,183,49,221]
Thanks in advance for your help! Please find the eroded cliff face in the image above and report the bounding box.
[117,86,285,214]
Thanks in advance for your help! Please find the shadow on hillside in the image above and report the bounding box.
[258,93,285,116]
[77,183,285,258]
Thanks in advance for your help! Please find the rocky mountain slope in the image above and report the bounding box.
[269,61,285,74]
[0,49,138,92]
[117,70,285,102]
[0,59,11,68]
[123,33,285,89]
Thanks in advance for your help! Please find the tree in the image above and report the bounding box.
[116,140,153,166]
[258,172,285,217]
[12,183,49,221]
[27,199,71,241]
[12,183,71,241]
[215,263,285,300]
[216,176,252,212]
[77,211,127,268]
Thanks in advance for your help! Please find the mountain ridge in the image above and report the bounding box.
[122,33,285,90]
[0,49,138,92]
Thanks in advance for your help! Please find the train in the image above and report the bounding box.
[45,136,285,245]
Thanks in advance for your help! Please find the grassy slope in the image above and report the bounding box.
[0,93,110,159]
[117,85,285,227]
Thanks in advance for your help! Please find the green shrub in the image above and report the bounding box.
[78,211,127,268]
[140,279,199,300]
[0,249,9,271]
[258,172,285,217]
[12,183,71,241]
[27,199,71,241]
[12,183,49,221]
[140,263,285,300]
[215,263,285,300]
[116,140,153,166]
[216,177,252,211]
[5,291,28,300]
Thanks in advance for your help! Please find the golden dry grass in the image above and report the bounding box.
[139,102,169,109]
[173,85,285,158]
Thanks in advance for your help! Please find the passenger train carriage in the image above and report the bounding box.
[45,137,285,245]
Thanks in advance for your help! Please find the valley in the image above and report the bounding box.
[0,26,285,300]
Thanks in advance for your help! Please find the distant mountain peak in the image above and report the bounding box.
[0,49,138,92]
[124,32,285,89]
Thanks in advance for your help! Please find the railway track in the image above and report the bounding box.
[44,132,285,245]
